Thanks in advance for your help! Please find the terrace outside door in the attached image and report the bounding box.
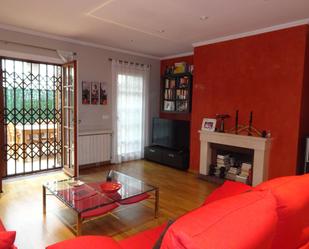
[62,61,78,177]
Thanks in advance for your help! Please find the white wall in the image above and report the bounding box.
[0,28,160,142]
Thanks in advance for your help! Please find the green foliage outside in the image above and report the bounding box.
[5,88,58,125]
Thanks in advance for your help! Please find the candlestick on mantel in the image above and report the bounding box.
[235,110,239,134]
[248,111,253,136]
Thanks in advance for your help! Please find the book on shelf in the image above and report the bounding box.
[176,89,188,100]
[164,101,175,111]
[226,173,237,181]
[209,157,253,185]
[217,154,230,160]
[216,154,230,167]
[165,79,176,88]
[240,163,252,177]
[227,167,239,174]
[176,101,188,112]
[241,163,252,172]
[179,76,189,88]
[235,175,248,184]
[165,89,175,100]
[239,172,250,178]
[217,158,230,163]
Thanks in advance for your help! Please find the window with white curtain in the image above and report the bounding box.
[111,60,150,163]
[117,74,143,157]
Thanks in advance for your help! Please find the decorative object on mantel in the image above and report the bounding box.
[228,110,270,138]
[248,111,253,136]
[235,110,239,134]
[201,118,217,131]
[82,81,108,105]
[216,114,230,132]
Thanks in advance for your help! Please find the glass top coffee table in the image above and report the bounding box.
[43,170,159,235]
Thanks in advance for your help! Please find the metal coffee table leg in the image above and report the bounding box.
[43,185,46,215]
[76,213,82,236]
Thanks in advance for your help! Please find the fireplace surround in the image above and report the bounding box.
[199,131,271,186]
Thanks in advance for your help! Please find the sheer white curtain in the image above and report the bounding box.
[111,60,150,163]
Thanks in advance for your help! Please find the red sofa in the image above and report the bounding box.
[47,174,309,249]
[0,219,17,249]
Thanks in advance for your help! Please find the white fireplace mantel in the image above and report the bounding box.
[199,131,271,186]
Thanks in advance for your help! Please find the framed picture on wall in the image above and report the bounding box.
[201,118,216,132]
[91,82,100,105]
[100,82,108,105]
[82,81,91,104]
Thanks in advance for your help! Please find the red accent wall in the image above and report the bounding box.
[190,25,309,179]
[160,55,194,121]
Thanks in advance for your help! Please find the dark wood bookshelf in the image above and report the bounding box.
[161,73,192,113]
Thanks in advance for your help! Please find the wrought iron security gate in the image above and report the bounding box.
[1,58,62,177]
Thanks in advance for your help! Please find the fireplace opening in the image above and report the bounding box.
[208,143,254,185]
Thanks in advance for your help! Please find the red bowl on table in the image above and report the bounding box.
[100,182,122,193]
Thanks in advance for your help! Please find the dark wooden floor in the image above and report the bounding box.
[0,160,217,249]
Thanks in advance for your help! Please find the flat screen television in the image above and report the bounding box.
[152,118,190,150]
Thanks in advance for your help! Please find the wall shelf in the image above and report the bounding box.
[161,73,192,114]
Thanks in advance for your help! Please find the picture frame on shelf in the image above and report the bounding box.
[202,118,217,131]
[176,101,188,112]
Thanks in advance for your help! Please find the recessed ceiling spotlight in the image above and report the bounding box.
[200,16,209,21]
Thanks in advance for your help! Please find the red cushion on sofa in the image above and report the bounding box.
[119,223,167,249]
[160,190,278,249]
[255,174,309,249]
[203,180,252,205]
[0,231,16,249]
[46,236,121,249]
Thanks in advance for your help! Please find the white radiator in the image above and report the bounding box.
[78,131,112,166]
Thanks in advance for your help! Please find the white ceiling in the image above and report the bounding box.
[0,0,308,58]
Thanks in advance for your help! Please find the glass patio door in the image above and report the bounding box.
[62,61,78,177]
[1,58,62,177]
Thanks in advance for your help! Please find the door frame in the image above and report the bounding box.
[62,60,78,177]
[0,56,78,189]
[0,60,5,192]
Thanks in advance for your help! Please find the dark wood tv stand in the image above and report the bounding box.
[144,145,189,170]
